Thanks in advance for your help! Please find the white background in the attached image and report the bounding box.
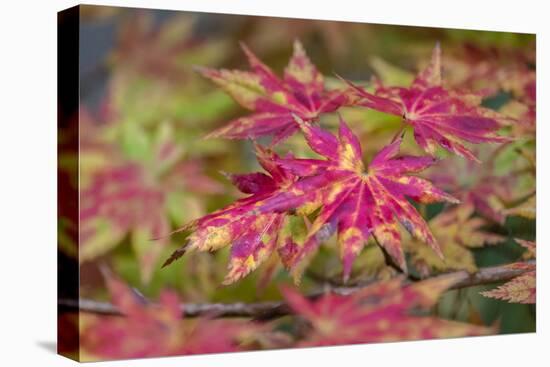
[0,0,546,365]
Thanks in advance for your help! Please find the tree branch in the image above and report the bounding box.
[59,261,534,319]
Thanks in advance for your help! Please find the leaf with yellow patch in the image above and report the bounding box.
[164,145,316,284]
[343,44,511,162]
[257,115,458,280]
[199,40,350,143]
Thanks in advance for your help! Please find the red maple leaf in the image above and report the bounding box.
[282,276,494,346]
[198,40,349,143]
[344,44,511,162]
[163,144,316,284]
[257,115,458,279]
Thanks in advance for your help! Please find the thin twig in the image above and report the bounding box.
[58,260,534,319]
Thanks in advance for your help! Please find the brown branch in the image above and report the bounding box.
[58,260,534,319]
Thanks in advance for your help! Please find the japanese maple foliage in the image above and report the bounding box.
[79,131,222,284]
[80,164,169,282]
[427,146,533,225]
[406,203,504,276]
[165,115,458,282]
[162,40,535,290]
[481,239,536,304]
[198,40,350,143]
[343,44,511,162]
[257,116,458,279]
[81,269,256,360]
[282,276,493,346]
[164,144,316,284]
[444,43,536,137]
[63,20,538,359]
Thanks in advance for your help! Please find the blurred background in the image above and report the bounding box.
[58,5,535,358]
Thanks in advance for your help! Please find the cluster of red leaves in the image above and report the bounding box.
[258,117,458,279]
[282,275,494,346]
[79,268,495,360]
[166,41,520,284]
[69,27,536,363]
[166,116,460,283]
[81,269,257,360]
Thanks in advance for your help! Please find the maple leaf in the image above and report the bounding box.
[344,44,511,162]
[406,204,504,277]
[257,115,459,280]
[481,239,536,304]
[198,40,349,143]
[282,276,494,346]
[163,144,316,284]
[81,269,255,361]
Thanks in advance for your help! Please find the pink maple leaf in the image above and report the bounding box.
[257,115,458,279]
[164,144,316,284]
[344,44,511,162]
[198,40,350,144]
